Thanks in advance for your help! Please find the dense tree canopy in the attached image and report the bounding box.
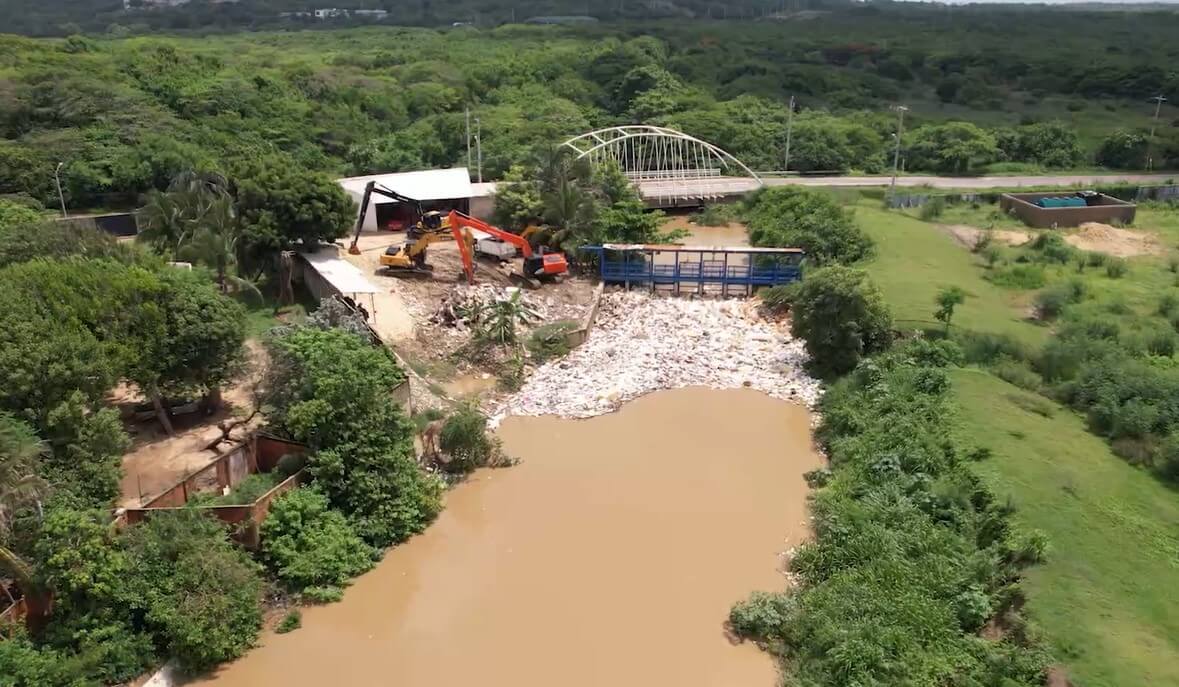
[746,186,873,265]
[789,265,893,376]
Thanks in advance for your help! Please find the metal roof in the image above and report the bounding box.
[338,167,473,203]
[300,251,380,294]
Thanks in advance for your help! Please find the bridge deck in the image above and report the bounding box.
[581,245,803,296]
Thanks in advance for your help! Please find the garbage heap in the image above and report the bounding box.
[493,291,821,421]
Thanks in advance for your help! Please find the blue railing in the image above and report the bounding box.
[583,247,803,288]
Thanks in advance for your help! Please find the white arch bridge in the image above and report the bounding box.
[561,126,764,207]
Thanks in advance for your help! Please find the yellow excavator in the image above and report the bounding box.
[347,180,452,275]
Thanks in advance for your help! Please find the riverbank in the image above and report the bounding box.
[492,291,821,421]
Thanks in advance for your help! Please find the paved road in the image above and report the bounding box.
[636,173,1176,202]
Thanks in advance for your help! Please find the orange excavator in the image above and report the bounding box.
[446,210,568,289]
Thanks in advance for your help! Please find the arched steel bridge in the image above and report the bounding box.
[561,125,763,206]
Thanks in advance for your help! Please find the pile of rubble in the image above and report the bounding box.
[430,285,544,332]
[492,292,821,421]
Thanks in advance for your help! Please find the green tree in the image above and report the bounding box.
[260,488,374,593]
[491,164,544,232]
[0,414,48,623]
[122,511,263,673]
[746,187,873,265]
[907,122,999,174]
[264,327,441,546]
[934,286,967,332]
[1097,129,1149,170]
[995,121,1084,168]
[232,157,356,274]
[789,265,892,375]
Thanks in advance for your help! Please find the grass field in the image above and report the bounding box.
[854,202,1048,346]
[953,368,1179,687]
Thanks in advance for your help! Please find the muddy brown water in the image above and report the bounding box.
[191,388,821,687]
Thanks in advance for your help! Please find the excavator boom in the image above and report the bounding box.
[348,181,430,254]
[446,210,567,286]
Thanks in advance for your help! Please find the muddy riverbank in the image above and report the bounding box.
[190,387,822,687]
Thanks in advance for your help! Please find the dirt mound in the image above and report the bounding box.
[944,224,1031,249]
[1063,222,1162,258]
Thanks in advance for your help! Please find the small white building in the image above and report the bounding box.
[339,167,480,233]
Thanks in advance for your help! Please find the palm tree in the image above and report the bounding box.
[0,414,49,630]
[175,195,261,301]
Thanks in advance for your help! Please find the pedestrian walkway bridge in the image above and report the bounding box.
[581,244,804,297]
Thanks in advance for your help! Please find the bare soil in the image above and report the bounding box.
[116,341,266,508]
[1063,222,1163,258]
[943,224,1032,249]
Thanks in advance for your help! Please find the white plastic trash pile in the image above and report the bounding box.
[492,291,822,422]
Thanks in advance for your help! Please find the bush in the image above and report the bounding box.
[1156,433,1179,481]
[439,404,508,472]
[746,342,1048,685]
[1157,292,1179,318]
[260,488,375,593]
[992,357,1043,392]
[525,320,579,363]
[275,452,307,478]
[729,591,794,639]
[122,511,264,673]
[1029,232,1075,264]
[745,187,873,265]
[217,472,283,505]
[919,196,946,221]
[691,204,733,227]
[1086,251,1109,267]
[989,264,1046,289]
[301,585,344,604]
[955,331,1030,364]
[759,284,797,314]
[789,266,892,376]
[276,610,302,634]
[1105,258,1129,278]
[1034,280,1085,321]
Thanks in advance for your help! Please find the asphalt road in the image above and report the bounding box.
[634,172,1177,201]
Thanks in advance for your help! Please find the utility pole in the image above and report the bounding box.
[1147,94,1167,171]
[475,116,483,184]
[783,95,795,173]
[889,105,908,201]
[465,107,472,174]
[54,161,67,218]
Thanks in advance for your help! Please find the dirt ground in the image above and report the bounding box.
[1063,222,1164,258]
[943,224,1033,249]
[340,229,598,406]
[116,341,266,508]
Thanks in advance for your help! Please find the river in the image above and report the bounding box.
[191,387,821,687]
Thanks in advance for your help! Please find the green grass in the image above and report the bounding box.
[953,368,1179,687]
[855,201,1047,346]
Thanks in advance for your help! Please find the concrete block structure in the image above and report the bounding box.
[1000,191,1136,228]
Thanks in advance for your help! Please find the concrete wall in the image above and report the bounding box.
[1000,192,1136,228]
[562,282,606,348]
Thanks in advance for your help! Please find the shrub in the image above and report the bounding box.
[260,488,375,593]
[749,342,1049,685]
[217,472,282,505]
[745,186,873,265]
[525,320,579,363]
[1086,251,1109,267]
[439,404,509,472]
[729,591,794,639]
[919,196,946,221]
[992,357,1043,392]
[276,452,307,478]
[759,284,797,314]
[955,331,1030,364]
[1168,256,1179,273]
[1030,232,1075,264]
[989,264,1045,289]
[1034,280,1085,321]
[1156,433,1179,481]
[980,244,1003,268]
[276,610,302,634]
[1158,292,1179,318]
[302,586,344,603]
[691,204,733,227]
[789,266,892,376]
[1105,258,1129,278]
[122,511,264,673]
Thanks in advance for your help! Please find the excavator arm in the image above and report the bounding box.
[348,181,429,255]
[447,210,536,284]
